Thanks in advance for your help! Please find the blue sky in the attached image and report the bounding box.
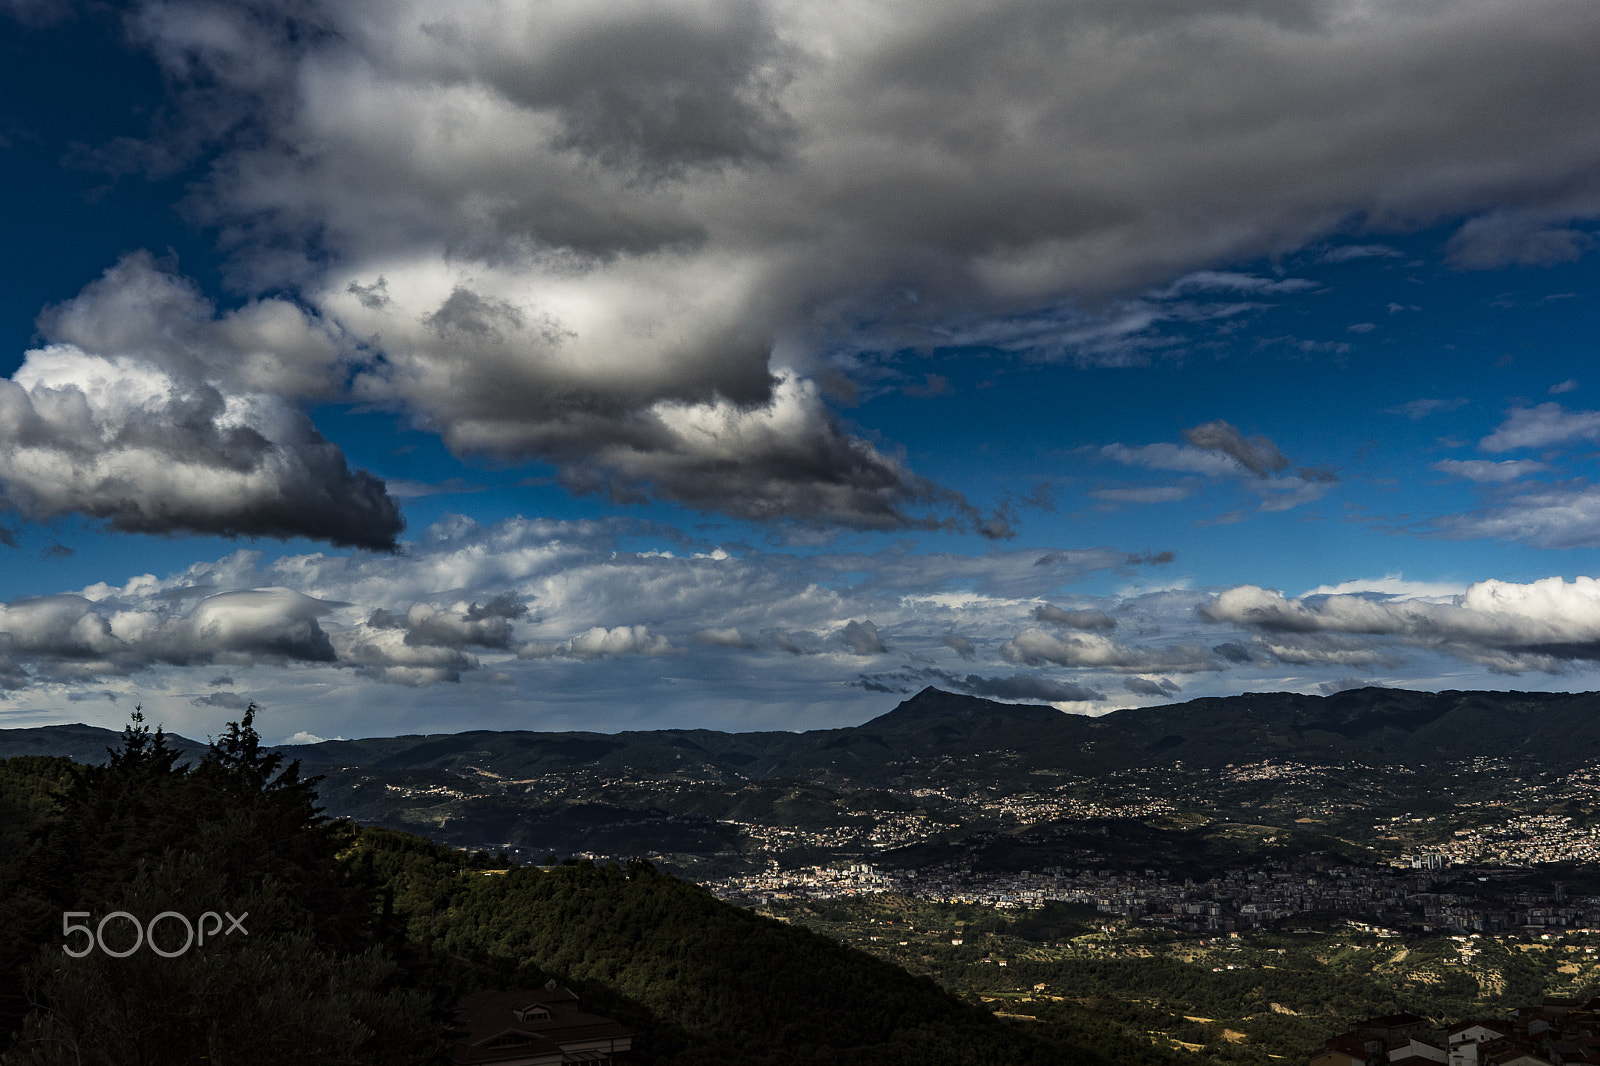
[3,0,1600,742]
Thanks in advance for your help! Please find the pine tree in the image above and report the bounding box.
[0,708,449,1064]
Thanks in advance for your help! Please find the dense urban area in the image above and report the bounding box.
[711,854,1597,937]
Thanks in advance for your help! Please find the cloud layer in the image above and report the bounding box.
[2,510,1600,734]
[0,517,1180,706]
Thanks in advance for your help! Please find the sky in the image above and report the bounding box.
[3,0,1600,744]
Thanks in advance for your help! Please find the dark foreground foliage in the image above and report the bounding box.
[0,709,443,1065]
[0,708,1213,1064]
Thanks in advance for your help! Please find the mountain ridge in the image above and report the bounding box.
[7,686,1600,779]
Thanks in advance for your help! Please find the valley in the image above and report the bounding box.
[763,895,1600,1063]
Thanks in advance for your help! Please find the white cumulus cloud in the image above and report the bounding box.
[1201,577,1600,673]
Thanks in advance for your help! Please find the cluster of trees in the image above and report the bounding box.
[0,710,446,1065]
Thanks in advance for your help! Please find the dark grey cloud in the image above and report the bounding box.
[840,619,888,656]
[1182,421,1290,477]
[941,631,976,660]
[1033,604,1117,630]
[466,593,527,621]
[768,631,813,656]
[852,675,906,694]
[192,691,251,710]
[1124,677,1180,697]
[338,635,475,686]
[1107,423,1334,514]
[484,0,794,177]
[342,594,532,683]
[0,636,27,690]
[543,374,1005,535]
[1126,550,1176,567]
[368,596,527,650]
[928,669,1102,704]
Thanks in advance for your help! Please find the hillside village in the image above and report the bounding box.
[1314,1000,1600,1066]
[714,854,1600,936]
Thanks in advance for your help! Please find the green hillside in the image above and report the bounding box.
[359,829,1194,1065]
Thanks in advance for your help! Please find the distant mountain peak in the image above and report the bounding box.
[864,687,1063,727]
